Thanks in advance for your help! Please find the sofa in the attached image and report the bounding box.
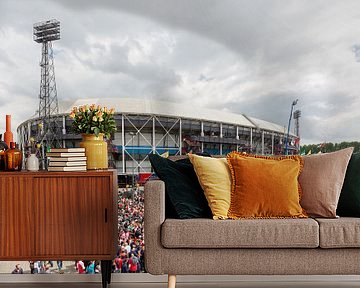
[144,180,360,288]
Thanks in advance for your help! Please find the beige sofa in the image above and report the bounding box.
[144,180,360,288]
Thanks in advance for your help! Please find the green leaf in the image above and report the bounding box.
[94,127,100,136]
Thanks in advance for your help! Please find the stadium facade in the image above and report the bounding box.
[17,98,299,177]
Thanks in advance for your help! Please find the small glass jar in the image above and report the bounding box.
[5,142,23,171]
[26,153,39,171]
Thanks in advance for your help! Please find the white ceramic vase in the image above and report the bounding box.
[26,153,39,171]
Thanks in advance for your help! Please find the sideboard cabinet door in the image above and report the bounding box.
[0,176,34,258]
[34,175,115,258]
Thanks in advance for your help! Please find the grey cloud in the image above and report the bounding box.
[199,74,214,82]
[1,0,360,144]
[52,0,324,66]
[0,50,16,67]
[75,43,130,74]
[301,113,360,144]
[74,40,182,98]
[352,44,360,62]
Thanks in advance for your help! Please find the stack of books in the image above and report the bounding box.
[46,148,87,171]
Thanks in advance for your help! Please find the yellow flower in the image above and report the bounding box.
[72,106,78,113]
[109,108,115,114]
[103,107,108,113]
[89,104,96,111]
[30,137,35,143]
[98,116,104,122]
[36,143,41,149]
[69,112,76,119]
[96,111,103,118]
[92,116,97,122]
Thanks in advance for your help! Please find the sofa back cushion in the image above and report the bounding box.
[227,152,307,219]
[188,154,232,219]
[149,154,212,219]
[337,152,360,217]
[299,147,353,218]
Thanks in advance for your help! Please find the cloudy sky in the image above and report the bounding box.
[1,0,360,144]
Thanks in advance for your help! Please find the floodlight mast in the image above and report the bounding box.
[33,19,62,169]
[284,99,298,155]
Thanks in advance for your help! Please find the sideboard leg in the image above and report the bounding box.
[101,260,108,288]
[107,260,112,284]
[168,274,176,288]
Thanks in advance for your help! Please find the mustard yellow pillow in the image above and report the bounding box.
[227,152,307,219]
[188,154,231,219]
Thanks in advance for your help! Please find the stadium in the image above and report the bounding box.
[17,98,299,180]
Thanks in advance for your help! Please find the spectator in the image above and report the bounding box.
[121,257,129,273]
[57,260,63,271]
[86,260,96,274]
[11,264,23,274]
[76,260,86,274]
[29,261,35,274]
[44,263,52,273]
[114,256,122,273]
[95,261,101,273]
[33,261,41,274]
[128,253,139,273]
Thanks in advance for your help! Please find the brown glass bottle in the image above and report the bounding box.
[0,134,9,171]
[5,142,22,171]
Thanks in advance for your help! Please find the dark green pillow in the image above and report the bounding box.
[149,154,212,219]
[337,152,360,217]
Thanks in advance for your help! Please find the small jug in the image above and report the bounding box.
[26,153,39,171]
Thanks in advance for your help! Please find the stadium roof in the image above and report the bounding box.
[58,98,291,135]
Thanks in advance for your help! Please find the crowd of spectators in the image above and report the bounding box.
[115,186,145,273]
[28,261,62,274]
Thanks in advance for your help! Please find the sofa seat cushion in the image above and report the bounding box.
[161,218,319,248]
[316,217,360,248]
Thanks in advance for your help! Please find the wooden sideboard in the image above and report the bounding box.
[0,170,118,288]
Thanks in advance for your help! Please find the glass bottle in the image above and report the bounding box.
[0,134,9,171]
[26,153,39,171]
[5,142,23,171]
[4,114,13,147]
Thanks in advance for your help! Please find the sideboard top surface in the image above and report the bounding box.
[0,169,117,177]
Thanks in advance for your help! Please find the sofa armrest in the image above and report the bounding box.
[144,180,166,275]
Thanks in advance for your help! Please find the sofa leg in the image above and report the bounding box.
[168,274,176,288]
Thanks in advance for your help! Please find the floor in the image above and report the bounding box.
[0,282,360,288]
[1,266,360,288]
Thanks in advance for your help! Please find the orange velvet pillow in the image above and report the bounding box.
[227,152,307,219]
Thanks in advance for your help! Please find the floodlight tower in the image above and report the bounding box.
[284,99,298,155]
[33,19,62,166]
[293,109,301,150]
